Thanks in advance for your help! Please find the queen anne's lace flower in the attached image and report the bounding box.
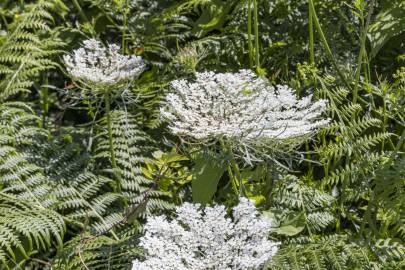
[63,39,146,87]
[161,69,329,141]
[132,198,279,270]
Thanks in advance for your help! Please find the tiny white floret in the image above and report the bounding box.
[161,70,329,141]
[132,197,279,270]
[63,39,146,87]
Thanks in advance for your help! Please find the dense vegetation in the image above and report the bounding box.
[0,0,404,269]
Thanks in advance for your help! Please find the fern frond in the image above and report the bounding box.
[0,194,65,268]
[94,110,173,215]
[0,102,124,246]
[322,151,386,187]
[320,131,390,162]
[272,175,336,233]
[267,235,380,270]
[0,0,66,101]
[52,234,142,270]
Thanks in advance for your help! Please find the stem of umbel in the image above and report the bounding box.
[247,0,253,69]
[104,92,122,192]
[219,138,245,196]
[247,0,260,69]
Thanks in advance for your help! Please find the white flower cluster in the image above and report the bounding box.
[63,39,146,86]
[161,69,329,141]
[132,197,279,270]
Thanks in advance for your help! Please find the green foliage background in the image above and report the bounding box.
[0,0,404,269]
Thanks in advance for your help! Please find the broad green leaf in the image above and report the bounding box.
[191,153,225,204]
[368,0,405,58]
[272,212,306,236]
[191,0,231,36]
[272,225,305,236]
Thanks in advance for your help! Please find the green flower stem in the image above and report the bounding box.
[247,0,253,69]
[363,50,371,87]
[72,0,89,24]
[264,165,274,208]
[305,141,313,174]
[219,139,238,194]
[72,0,96,35]
[308,0,350,89]
[220,139,244,196]
[253,0,260,68]
[230,151,244,196]
[308,0,315,64]
[104,93,121,191]
[307,1,315,172]
[353,0,375,103]
[1,14,9,31]
[121,2,128,54]
[227,163,239,195]
[41,73,48,128]
[382,92,387,151]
